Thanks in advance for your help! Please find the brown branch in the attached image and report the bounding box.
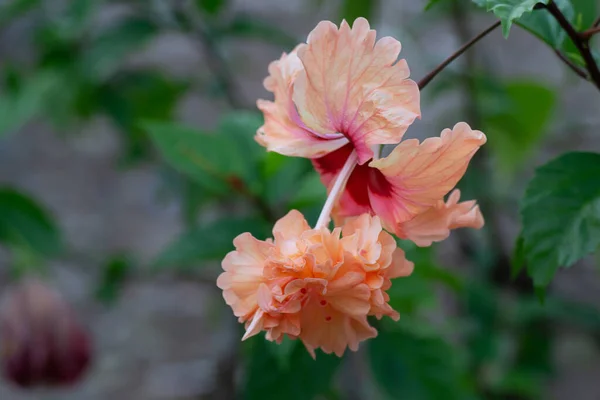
[418,20,501,89]
[541,1,600,90]
[593,15,600,27]
[581,26,600,40]
[554,49,589,80]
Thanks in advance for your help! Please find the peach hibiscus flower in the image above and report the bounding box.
[256,17,486,245]
[217,210,413,357]
[255,18,420,165]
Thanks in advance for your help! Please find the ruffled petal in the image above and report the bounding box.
[256,49,349,158]
[398,189,484,246]
[368,122,486,234]
[294,18,420,164]
[217,233,272,319]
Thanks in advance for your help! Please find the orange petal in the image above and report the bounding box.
[217,233,271,319]
[398,189,484,246]
[293,18,420,164]
[368,122,486,234]
[256,49,349,158]
[386,248,414,279]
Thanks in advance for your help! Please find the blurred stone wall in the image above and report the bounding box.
[0,0,599,399]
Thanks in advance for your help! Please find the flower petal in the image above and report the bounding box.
[368,122,486,234]
[398,189,484,246]
[256,49,349,158]
[217,233,272,319]
[294,18,420,164]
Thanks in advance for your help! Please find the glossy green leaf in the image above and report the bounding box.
[152,216,270,270]
[520,152,600,287]
[244,338,341,400]
[472,0,550,37]
[483,80,556,174]
[80,17,158,81]
[145,122,251,196]
[96,254,133,305]
[0,187,62,257]
[369,326,472,400]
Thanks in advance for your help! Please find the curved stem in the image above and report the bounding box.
[315,151,358,229]
[418,21,501,90]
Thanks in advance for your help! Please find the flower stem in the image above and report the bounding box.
[315,151,358,229]
[417,20,501,90]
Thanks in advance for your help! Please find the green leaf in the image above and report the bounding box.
[80,17,158,81]
[520,152,600,287]
[0,70,62,137]
[153,216,270,270]
[340,0,379,23]
[0,187,62,257]
[483,80,556,174]
[368,326,471,400]
[289,172,327,209]
[145,122,251,196]
[262,155,312,209]
[99,72,188,165]
[472,0,550,38]
[217,111,265,192]
[244,338,341,400]
[96,254,133,305]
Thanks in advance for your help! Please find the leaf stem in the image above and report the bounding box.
[315,151,358,229]
[541,1,600,90]
[554,49,589,80]
[417,20,501,90]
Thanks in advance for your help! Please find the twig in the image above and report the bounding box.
[581,26,600,40]
[418,20,501,89]
[554,49,589,80]
[541,1,600,90]
[593,15,600,27]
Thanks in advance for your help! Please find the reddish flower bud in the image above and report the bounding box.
[0,280,92,388]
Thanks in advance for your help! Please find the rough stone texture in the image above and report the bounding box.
[0,0,599,398]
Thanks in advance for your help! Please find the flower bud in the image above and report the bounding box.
[0,280,91,388]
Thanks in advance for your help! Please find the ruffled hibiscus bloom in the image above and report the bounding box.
[314,122,486,243]
[256,17,486,245]
[217,210,413,357]
[255,17,420,165]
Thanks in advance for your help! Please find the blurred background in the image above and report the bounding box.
[0,0,599,399]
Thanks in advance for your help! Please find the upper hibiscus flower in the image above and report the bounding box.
[255,18,421,165]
